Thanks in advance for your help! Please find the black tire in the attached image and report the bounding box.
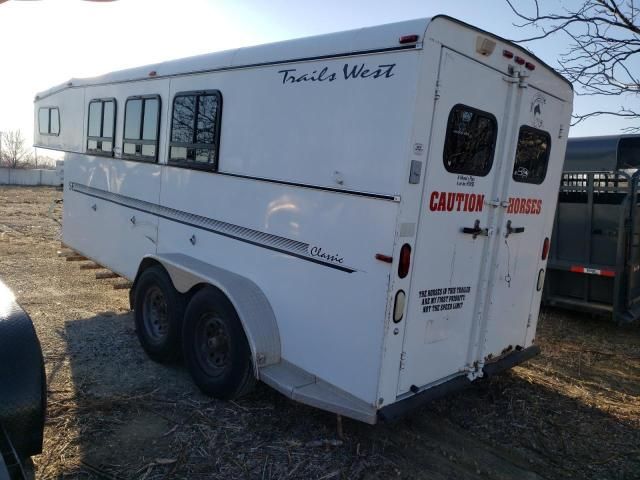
[133,266,186,363]
[182,286,256,399]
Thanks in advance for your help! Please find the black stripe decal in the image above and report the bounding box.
[70,183,356,273]
[214,171,399,201]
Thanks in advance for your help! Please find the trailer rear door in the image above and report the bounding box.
[397,49,515,394]
[480,85,568,361]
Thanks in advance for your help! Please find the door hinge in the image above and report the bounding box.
[558,124,565,139]
[399,351,407,371]
[464,363,484,381]
[434,80,441,100]
[485,198,501,207]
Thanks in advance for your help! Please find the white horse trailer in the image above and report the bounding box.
[34,16,573,423]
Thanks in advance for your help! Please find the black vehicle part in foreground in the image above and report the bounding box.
[0,279,46,480]
[544,135,640,324]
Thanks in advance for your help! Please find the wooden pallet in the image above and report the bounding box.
[59,244,130,290]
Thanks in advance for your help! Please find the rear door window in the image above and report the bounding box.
[443,104,497,176]
[512,126,551,184]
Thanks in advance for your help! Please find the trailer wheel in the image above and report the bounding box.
[182,286,256,399]
[133,266,186,363]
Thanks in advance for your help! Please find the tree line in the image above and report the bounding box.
[0,129,55,169]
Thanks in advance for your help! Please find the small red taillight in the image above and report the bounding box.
[525,62,535,71]
[514,56,525,65]
[149,70,157,77]
[399,34,419,44]
[502,50,514,59]
[541,237,550,260]
[398,244,411,278]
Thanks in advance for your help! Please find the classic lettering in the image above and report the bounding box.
[309,246,344,264]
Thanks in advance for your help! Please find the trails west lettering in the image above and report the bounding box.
[278,63,395,85]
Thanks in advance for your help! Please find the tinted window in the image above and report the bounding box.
[443,105,497,177]
[39,107,60,136]
[171,95,196,143]
[102,101,114,138]
[124,99,142,139]
[196,95,216,144]
[142,98,159,140]
[169,91,221,170]
[88,102,102,137]
[512,126,551,184]
[87,99,116,156]
[123,96,160,162]
[38,109,49,134]
[50,108,60,135]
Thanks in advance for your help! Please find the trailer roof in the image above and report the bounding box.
[35,15,570,100]
[36,17,432,99]
[565,135,640,171]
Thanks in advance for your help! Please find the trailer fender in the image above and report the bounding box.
[137,253,281,372]
[0,280,46,460]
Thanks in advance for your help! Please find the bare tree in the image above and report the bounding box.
[506,0,640,129]
[0,129,33,168]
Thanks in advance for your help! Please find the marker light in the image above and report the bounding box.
[398,244,411,278]
[148,70,157,77]
[475,36,496,56]
[541,237,550,260]
[399,35,419,44]
[537,269,545,291]
[514,56,526,65]
[503,50,514,59]
[393,290,406,323]
[525,62,536,71]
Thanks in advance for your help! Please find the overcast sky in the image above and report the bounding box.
[0,0,634,147]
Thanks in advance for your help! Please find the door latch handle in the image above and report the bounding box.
[505,220,525,238]
[461,219,488,239]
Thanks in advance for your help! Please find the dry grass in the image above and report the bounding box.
[0,186,638,479]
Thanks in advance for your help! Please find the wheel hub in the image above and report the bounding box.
[196,314,230,376]
[143,286,169,343]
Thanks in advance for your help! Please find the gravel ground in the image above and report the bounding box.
[0,186,638,480]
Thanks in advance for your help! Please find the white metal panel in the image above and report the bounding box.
[167,51,420,197]
[157,167,398,403]
[34,88,85,152]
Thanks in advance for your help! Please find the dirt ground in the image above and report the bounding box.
[0,185,638,480]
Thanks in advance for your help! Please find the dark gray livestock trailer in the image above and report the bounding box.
[544,135,640,323]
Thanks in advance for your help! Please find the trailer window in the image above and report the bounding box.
[443,105,497,177]
[169,90,221,170]
[512,126,551,184]
[123,95,160,161]
[38,107,60,136]
[87,99,116,156]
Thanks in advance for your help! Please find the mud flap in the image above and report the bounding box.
[0,280,46,464]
